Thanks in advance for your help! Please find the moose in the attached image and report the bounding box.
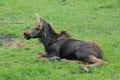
[24,13,108,72]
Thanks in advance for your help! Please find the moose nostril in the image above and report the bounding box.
[24,32,26,35]
[24,32,31,39]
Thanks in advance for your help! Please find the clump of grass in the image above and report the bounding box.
[0,0,4,6]
[0,41,3,46]
[99,2,113,9]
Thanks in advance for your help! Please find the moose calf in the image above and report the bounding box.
[24,13,108,72]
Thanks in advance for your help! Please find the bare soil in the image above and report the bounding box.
[0,34,39,48]
[0,34,17,42]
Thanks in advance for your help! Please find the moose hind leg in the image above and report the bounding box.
[75,50,108,72]
[80,55,108,72]
[82,55,108,67]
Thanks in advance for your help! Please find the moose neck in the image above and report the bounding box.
[39,23,59,48]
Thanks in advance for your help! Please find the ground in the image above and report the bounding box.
[0,0,120,80]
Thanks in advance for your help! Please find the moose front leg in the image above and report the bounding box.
[36,51,60,62]
[45,51,60,62]
[48,56,60,62]
[36,52,48,60]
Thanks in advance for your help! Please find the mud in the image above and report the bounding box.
[0,34,39,49]
[7,41,39,49]
[0,34,16,42]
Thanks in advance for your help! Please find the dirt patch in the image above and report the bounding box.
[7,41,39,49]
[0,34,39,49]
[0,34,17,42]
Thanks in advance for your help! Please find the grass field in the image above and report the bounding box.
[0,0,120,80]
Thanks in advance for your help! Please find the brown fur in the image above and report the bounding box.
[87,41,103,59]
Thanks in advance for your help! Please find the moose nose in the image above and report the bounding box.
[24,32,31,39]
[24,32,28,36]
[24,32,30,37]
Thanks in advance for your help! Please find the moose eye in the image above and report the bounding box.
[35,27,39,31]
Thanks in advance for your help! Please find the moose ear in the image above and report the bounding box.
[35,13,42,22]
[35,13,45,26]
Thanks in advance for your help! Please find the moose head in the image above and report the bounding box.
[24,13,48,40]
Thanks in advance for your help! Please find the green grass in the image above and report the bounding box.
[0,0,120,80]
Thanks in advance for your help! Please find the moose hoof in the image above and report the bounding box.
[80,66,90,73]
[49,56,60,62]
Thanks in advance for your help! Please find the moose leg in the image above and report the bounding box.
[36,52,48,60]
[74,49,108,72]
[85,55,108,67]
[36,52,60,62]
[49,56,60,62]
[61,59,88,64]
[36,51,61,62]
[80,55,108,72]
